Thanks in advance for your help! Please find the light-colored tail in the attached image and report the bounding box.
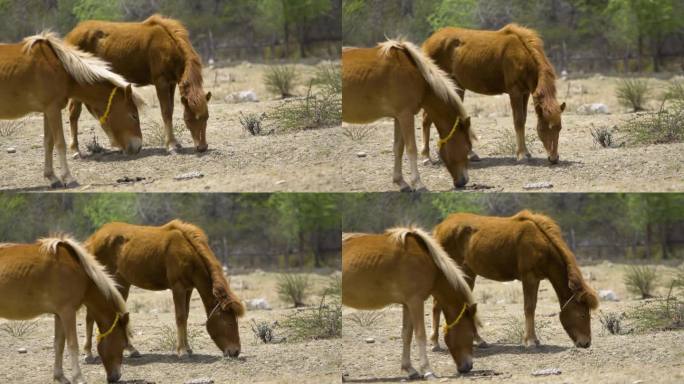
[379,39,468,119]
[22,31,145,108]
[387,226,474,304]
[39,235,128,315]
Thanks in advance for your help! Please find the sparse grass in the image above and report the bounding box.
[624,265,658,299]
[282,295,341,341]
[470,103,484,117]
[590,124,618,148]
[599,311,623,335]
[0,118,26,137]
[499,316,525,343]
[0,320,38,338]
[618,105,684,145]
[347,310,385,328]
[342,125,373,141]
[492,130,535,157]
[503,286,522,304]
[477,289,493,304]
[144,120,184,148]
[264,65,299,98]
[277,273,311,307]
[322,274,341,298]
[250,320,275,343]
[154,297,175,313]
[239,112,266,136]
[616,78,651,112]
[268,81,341,132]
[85,135,106,154]
[154,324,201,352]
[663,81,684,104]
[626,285,684,333]
[312,62,341,95]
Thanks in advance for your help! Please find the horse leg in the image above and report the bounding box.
[407,299,435,378]
[392,118,411,192]
[420,111,433,164]
[47,107,78,188]
[430,297,443,351]
[118,284,140,357]
[510,93,531,161]
[53,315,69,384]
[60,310,86,384]
[82,309,98,363]
[398,113,427,191]
[462,268,488,347]
[68,100,83,158]
[522,277,541,347]
[43,115,62,188]
[172,287,192,357]
[400,304,419,379]
[155,81,181,152]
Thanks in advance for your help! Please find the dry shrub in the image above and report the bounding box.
[624,265,658,299]
[347,310,384,328]
[282,295,341,341]
[616,78,651,112]
[264,65,299,98]
[277,273,311,307]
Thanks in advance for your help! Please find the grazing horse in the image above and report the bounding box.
[421,24,566,164]
[342,39,474,191]
[343,227,479,378]
[66,14,211,154]
[83,220,244,359]
[0,235,131,383]
[0,32,144,188]
[430,211,599,349]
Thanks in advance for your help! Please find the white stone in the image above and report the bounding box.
[246,298,272,310]
[6,147,16,154]
[599,289,618,301]
[532,368,561,376]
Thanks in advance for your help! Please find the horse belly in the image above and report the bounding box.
[116,252,170,291]
[452,47,506,95]
[465,239,520,281]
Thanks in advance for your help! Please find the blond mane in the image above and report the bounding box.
[22,31,145,108]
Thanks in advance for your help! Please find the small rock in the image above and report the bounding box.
[523,181,553,190]
[174,171,204,181]
[632,380,644,384]
[17,347,27,354]
[356,151,367,158]
[275,180,286,185]
[532,368,561,376]
[226,90,258,103]
[185,379,213,384]
[577,103,609,115]
[599,289,618,301]
[365,338,375,344]
[245,298,271,310]
[6,147,16,154]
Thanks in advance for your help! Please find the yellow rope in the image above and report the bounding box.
[442,303,468,335]
[98,87,118,125]
[437,117,460,149]
[96,313,120,342]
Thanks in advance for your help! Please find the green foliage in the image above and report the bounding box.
[619,106,684,145]
[313,62,341,95]
[282,294,341,341]
[626,289,684,332]
[616,79,652,112]
[427,0,478,30]
[264,65,299,98]
[624,265,658,299]
[277,273,311,307]
[72,0,122,21]
[268,81,341,131]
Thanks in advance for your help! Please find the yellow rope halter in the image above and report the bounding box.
[437,117,460,149]
[442,303,468,335]
[98,87,118,126]
[96,312,120,342]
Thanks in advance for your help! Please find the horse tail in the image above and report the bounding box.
[387,226,474,305]
[143,15,205,106]
[39,235,129,318]
[164,220,245,317]
[514,211,599,309]
[378,39,469,120]
[501,24,557,100]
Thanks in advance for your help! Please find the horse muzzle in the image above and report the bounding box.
[106,369,121,383]
[575,339,591,348]
[548,154,559,164]
[457,359,473,373]
[224,346,240,358]
[125,137,142,155]
[196,143,208,152]
[454,174,469,189]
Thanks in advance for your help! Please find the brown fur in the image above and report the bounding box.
[421,24,566,163]
[0,235,130,383]
[342,227,478,376]
[83,220,244,358]
[0,32,142,187]
[431,211,598,349]
[343,39,473,190]
[65,15,211,153]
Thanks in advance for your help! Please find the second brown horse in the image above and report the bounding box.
[83,220,244,359]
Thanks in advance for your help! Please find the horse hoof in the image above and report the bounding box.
[414,186,428,193]
[469,153,481,162]
[423,372,438,380]
[431,345,445,352]
[476,341,490,348]
[399,185,414,193]
[128,350,142,358]
[64,180,80,189]
[422,157,432,166]
[83,355,100,364]
[406,371,421,380]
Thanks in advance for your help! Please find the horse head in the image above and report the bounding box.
[443,302,478,373]
[534,99,566,164]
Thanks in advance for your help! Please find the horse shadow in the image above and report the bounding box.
[342,375,412,383]
[343,369,508,383]
[81,146,217,163]
[468,156,579,170]
[123,352,222,366]
[473,343,569,357]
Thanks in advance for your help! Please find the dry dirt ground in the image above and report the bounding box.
[0,62,344,192]
[0,271,341,384]
[340,75,684,192]
[342,262,684,383]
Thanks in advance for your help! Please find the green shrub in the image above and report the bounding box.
[616,78,651,112]
[264,65,299,98]
[268,81,341,132]
[277,273,311,307]
[282,295,341,341]
[624,265,658,299]
[312,62,341,95]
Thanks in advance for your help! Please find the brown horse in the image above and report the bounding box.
[0,32,144,188]
[343,227,479,378]
[66,15,211,154]
[343,39,474,191]
[421,24,566,164]
[0,235,131,383]
[430,211,599,349]
[83,220,244,359]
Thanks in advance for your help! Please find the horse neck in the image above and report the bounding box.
[543,250,574,307]
[422,93,461,140]
[190,265,219,316]
[432,274,469,324]
[83,283,119,332]
[70,81,114,110]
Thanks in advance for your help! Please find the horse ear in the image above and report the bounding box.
[560,102,567,113]
[206,92,212,102]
